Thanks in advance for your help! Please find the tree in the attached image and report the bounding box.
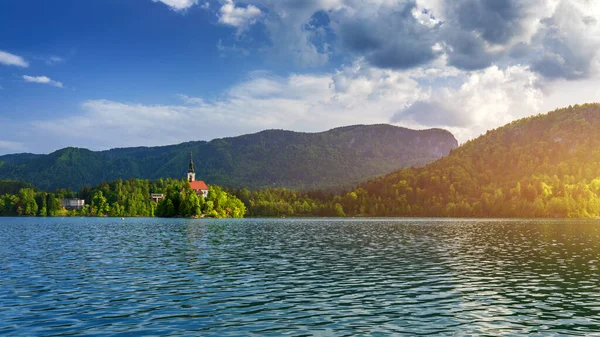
[18,188,38,216]
[91,190,109,216]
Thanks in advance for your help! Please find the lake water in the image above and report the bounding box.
[1,218,600,336]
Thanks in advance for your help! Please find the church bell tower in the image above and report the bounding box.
[187,152,196,182]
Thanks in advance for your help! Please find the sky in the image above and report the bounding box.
[1,0,600,155]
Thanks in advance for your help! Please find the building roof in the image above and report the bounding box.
[190,180,209,191]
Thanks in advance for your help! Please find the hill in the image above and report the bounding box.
[0,180,35,195]
[0,124,458,191]
[333,103,600,218]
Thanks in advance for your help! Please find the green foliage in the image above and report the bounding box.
[226,104,600,219]
[17,188,38,216]
[0,180,35,195]
[335,103,600,218]
[0,178,245,219]
[155,182,246,218]
[0,125,457,191]
[7,104,600,219]
[0,194,19,216]
[228,187,348,217]
[204,186,246,218]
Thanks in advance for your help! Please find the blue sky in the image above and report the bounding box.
[1,0,600,154]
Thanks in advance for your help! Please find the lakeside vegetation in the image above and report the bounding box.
[3,104,600,219]
[0,179,246,218]
[230,104,600,218]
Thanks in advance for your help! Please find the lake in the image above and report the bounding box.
[1,218,600,336]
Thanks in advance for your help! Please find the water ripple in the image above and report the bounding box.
[2,217,600,335]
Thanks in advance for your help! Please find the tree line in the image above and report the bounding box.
[3,104,600,219]
[0,179,245,218]
[227,104,600,219]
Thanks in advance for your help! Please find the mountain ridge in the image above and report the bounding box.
[337,103,600,217]
[0,124,458,191]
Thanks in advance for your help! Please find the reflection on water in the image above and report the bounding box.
[1,218,600,335]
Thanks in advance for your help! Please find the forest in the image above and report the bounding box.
[340,104,600,218]
[0,125,456,191]
[0,179,246,218]
[3,104,600,219]
[229,104,600,218]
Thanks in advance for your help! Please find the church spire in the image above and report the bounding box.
[187,152,196,182]
[188,152,195,173]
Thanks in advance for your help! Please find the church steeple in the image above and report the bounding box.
[187,152,196,182]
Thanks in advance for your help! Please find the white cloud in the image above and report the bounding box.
[23,75,64,88]
[177,94,206,105]
[242,0,342,66]
[216,39,250,56]
[45,56,64,65]
[0,50,28,67]
[28,62,421,151]
[27,63,535,148]
[218,0,262,33]
[390,64,544,142]
[16,56,600,153]
[152,0,197,11]
[34,55,66,65]
[0,140,26,152]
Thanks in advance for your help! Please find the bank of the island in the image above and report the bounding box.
[0,154,247,218]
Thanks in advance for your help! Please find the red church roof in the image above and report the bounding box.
[190,180,209,191]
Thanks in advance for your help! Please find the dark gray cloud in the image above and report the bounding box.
[391,100,470,127]
[220,0,600,81]
[443,29,494,70]
[450,0,525,45]
[332,0,529,71]
[442,0,529,71]
[334,1,441,69]
[531,14,600,80]
[508,42,531,59]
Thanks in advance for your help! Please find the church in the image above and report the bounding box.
[187,153,209,198]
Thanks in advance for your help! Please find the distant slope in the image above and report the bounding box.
[0,180,35,195]
[0,124,458,191]
[339,104,600,217]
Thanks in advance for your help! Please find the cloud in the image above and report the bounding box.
[23,75,64,88]
[391,100,467,127]
[0,50,28,67]
[29,63,422,151]
[218,0,262,33]
[16,56,600,154]
[216,39,250,56]
[34,55,66,65]
[206,0,600,82]
[45,56,65,65]
[0,140,26,152]
[439,0,541,71]
[177,94,205,105]
[435,0,600,79]
[219,0,343,66]
[445,0,528,45]
[152,0,198,11]
[391,65,544,141]
[530,1,600,79]
[332,1,441,69]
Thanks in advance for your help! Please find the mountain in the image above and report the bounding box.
[334,103,600,218]
[0,180,35,195]
[0,124,458,191]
